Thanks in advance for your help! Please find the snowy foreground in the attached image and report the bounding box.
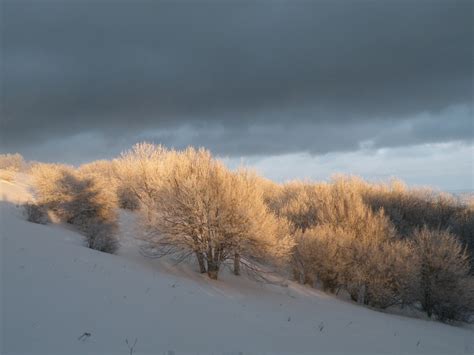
[1,177,473,355]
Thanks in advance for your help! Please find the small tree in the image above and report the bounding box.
[413,227,473,321]
[362,239,420,309]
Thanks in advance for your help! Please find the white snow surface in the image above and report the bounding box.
[1,174,473,355]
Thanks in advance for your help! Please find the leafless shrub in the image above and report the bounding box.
[362,239,420,309]
[23,201,49,224]
[84,221,119,254]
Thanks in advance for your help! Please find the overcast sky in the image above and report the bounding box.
[1,0,473,191]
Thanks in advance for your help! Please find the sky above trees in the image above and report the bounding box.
[1,0,472,191]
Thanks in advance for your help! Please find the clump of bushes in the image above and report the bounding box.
[287,179,417,308]
[266,176,473,322]
[31,163,119,254]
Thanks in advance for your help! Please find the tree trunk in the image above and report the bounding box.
[362,284,369,305]
[424,290,433,318]
[292,268,302,283]
[234,253,241,276]
[195,252,207,273]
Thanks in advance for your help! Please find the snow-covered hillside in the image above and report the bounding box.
[1,175,473,355]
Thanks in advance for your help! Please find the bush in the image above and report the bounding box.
[31,163,119,254]
[23,202,49,224]
[84,221,119,254]
[30,163,74,209]
[0,153,25,171]
[413,227,473,322]
[361,239,419,309]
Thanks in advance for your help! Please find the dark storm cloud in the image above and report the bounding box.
[1,0,472,158]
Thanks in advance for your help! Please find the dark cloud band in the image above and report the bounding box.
[1,0,472,156]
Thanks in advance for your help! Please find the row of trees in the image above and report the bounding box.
[18,146,474,322]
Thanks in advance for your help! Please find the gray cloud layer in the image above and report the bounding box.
[1,0,472,158]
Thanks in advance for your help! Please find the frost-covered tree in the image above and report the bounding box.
[115,143,293,280]
[413,227,473,321]
[361,239,419,309]
[226,169,294,277]
[113,142,170,211]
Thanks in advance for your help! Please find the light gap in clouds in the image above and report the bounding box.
[222,142,473,193]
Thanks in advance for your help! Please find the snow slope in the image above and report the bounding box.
[1,176,473,355]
